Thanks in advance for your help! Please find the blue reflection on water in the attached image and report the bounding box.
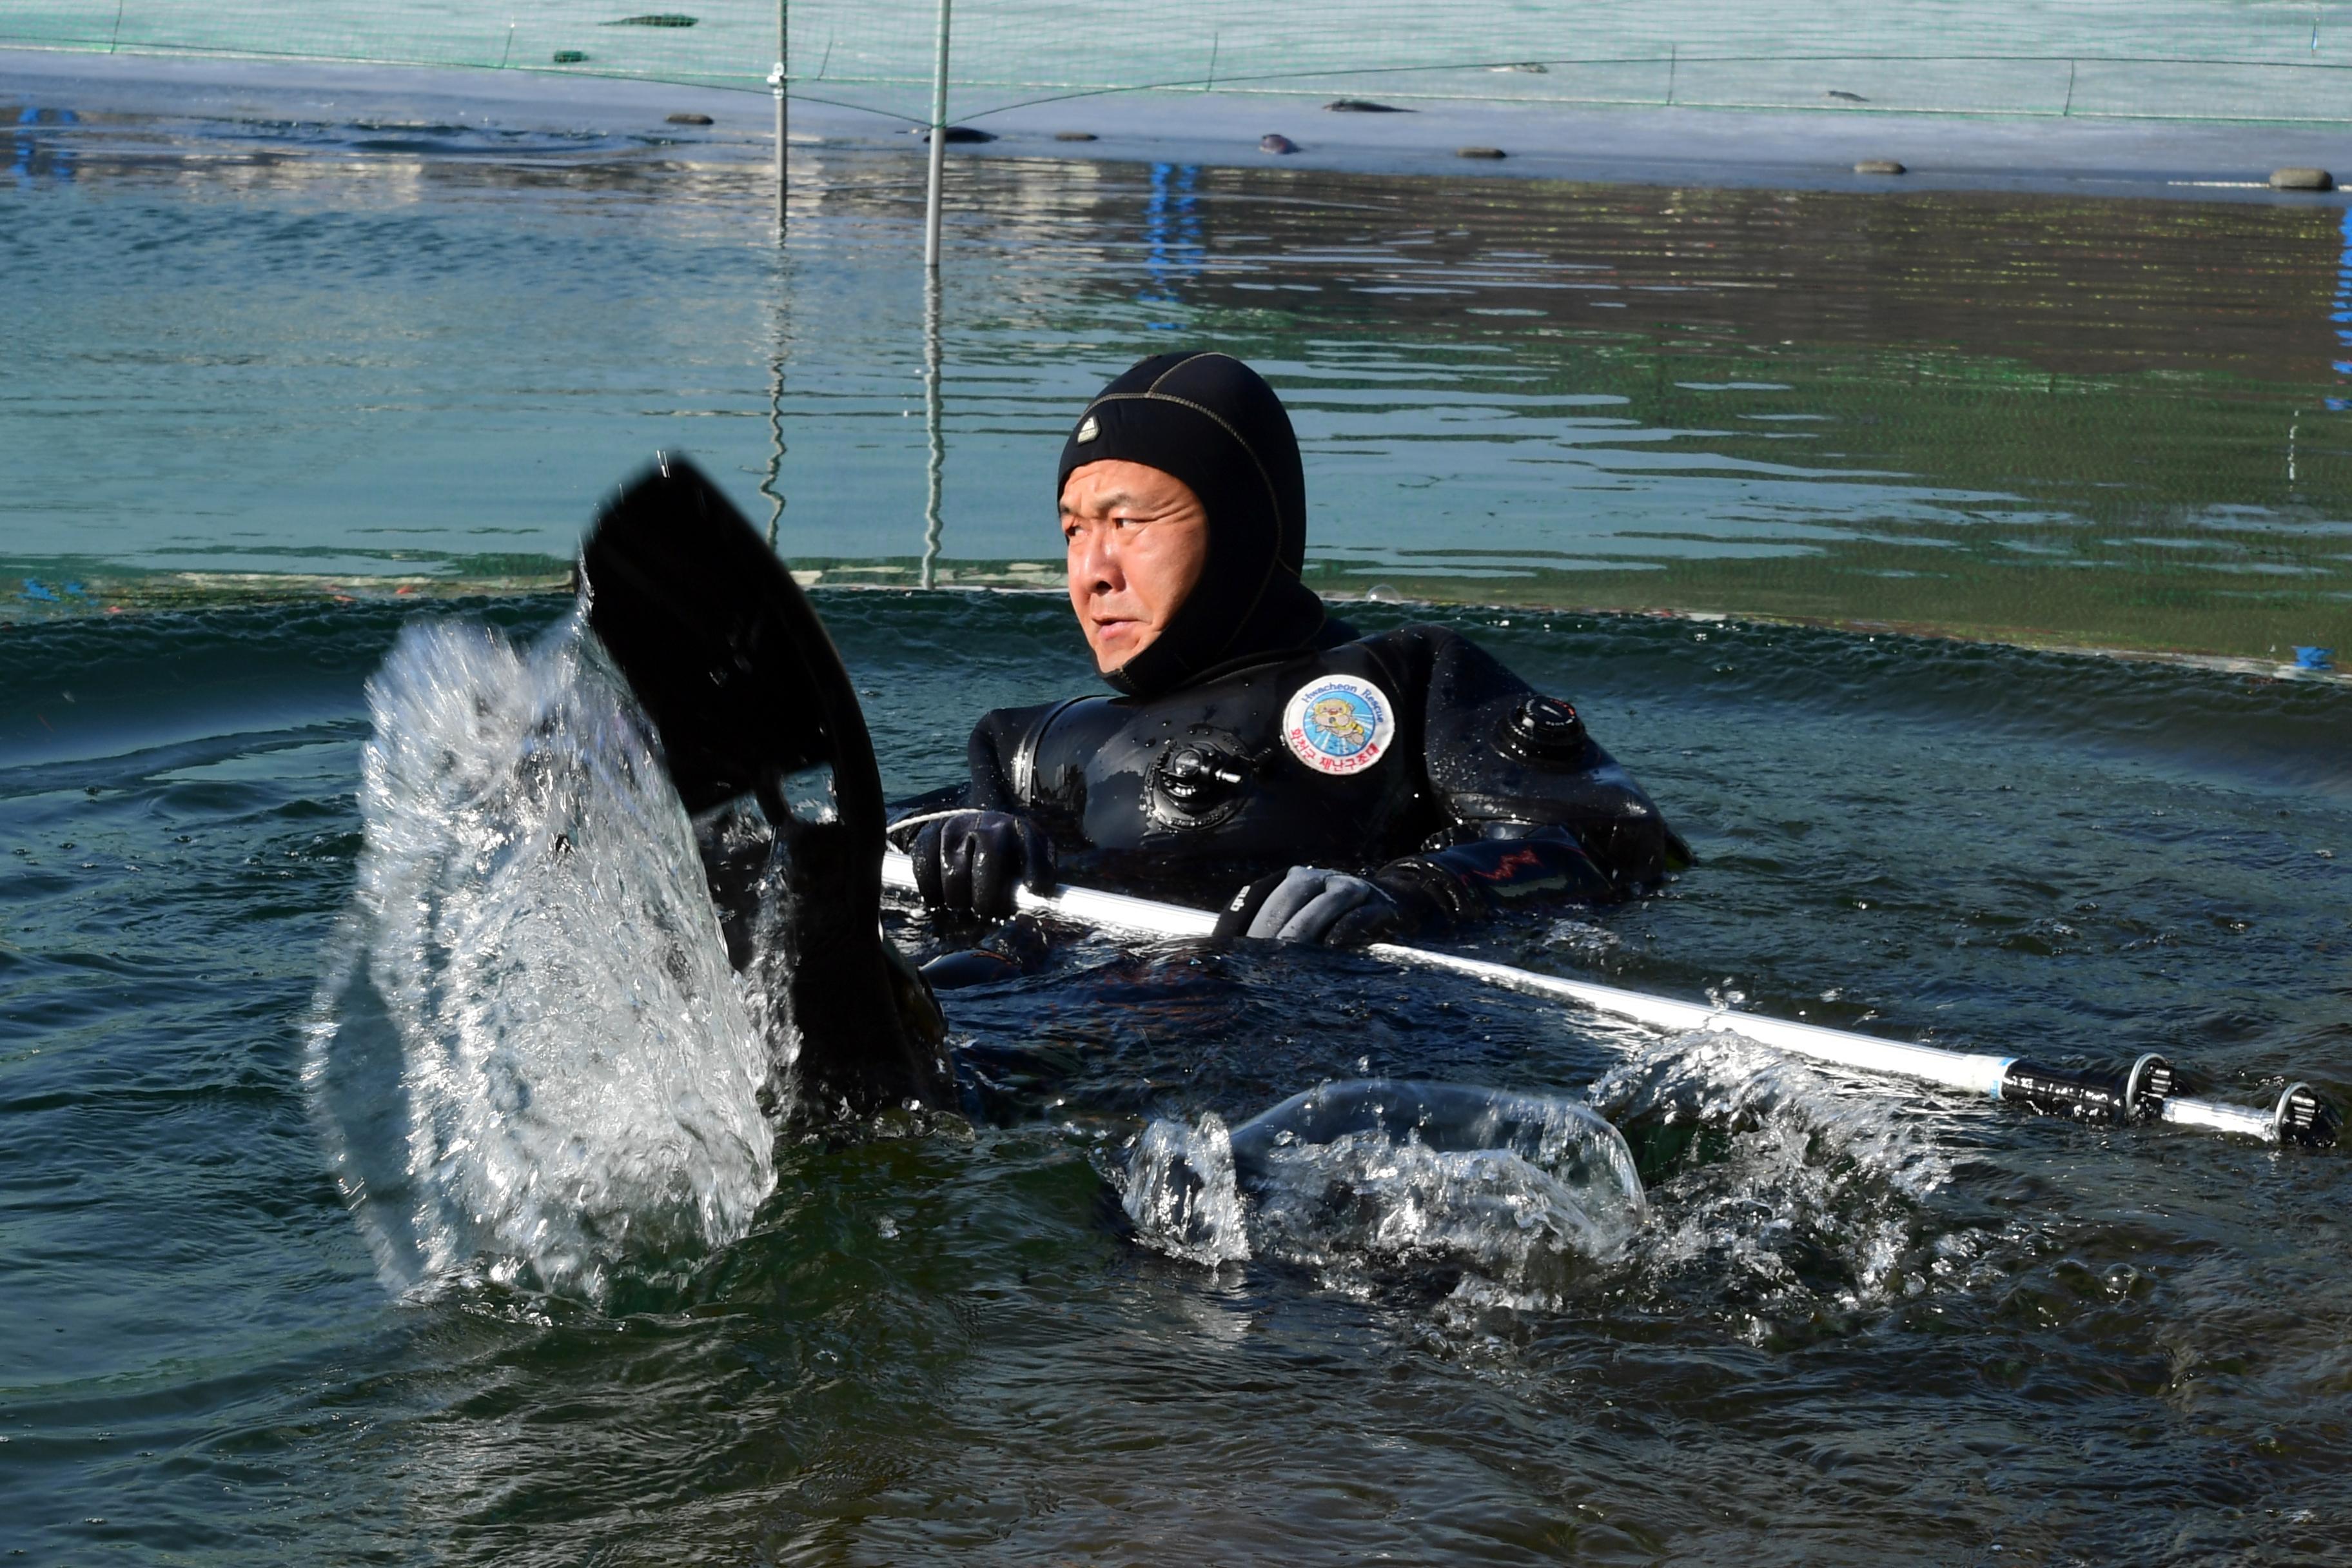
[10,105,77,184]
[1139,161,1201,329]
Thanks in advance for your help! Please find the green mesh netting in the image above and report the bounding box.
[5,0,2352,124]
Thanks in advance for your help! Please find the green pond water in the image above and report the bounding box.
[6,99,2352,664]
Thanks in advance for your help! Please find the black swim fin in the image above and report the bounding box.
[580,455,949,1120]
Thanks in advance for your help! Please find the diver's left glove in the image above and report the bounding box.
[1215,865,1406,947]
[909,809,1058,922]
[1218,832,1620,947]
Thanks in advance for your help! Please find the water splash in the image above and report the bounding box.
[1122,1112,1251,1266]
[1122,1081,1646,1298]
[1589,1030,1951,1316]
[305,614,777,1304]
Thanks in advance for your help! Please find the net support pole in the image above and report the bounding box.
[769,0,788,231]
[923,0,952,270]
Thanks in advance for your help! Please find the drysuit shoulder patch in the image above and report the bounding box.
[1282,674,1396,776]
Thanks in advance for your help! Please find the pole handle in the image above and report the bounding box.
[1997,1054,2173,1123]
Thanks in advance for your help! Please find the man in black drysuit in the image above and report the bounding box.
[904,351,1687,952]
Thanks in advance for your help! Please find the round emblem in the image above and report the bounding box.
[1281,675,1396,776]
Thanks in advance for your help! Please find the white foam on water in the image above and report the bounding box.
[305,614,778,1304]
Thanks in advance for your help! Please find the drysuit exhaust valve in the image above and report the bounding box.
[1502,696,1587,762]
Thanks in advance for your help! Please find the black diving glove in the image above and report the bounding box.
[909,810,1057,922]
[1216,832,1617,947]
[1215,865,1406,947]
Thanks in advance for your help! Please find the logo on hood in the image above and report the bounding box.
[1282,675,1395,776]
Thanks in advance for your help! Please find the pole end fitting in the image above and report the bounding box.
[2124,1053,2173,1122]
[2273,1083,2340,1148]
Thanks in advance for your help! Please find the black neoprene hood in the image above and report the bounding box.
[1057,351,1331,698]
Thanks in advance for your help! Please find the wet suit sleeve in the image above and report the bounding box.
[883,701,1055,834]
[1366,626,1689,934]
[963,705,1039,813]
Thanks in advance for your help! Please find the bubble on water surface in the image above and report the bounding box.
[305,614,776,1304]
[1122,1081,1646,1300]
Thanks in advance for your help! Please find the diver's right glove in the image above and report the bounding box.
[908,810,1057,922]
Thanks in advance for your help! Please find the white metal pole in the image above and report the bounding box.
[923,0,952,270]
[875,850,2332,1144]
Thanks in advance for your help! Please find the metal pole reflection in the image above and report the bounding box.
[761,251,789,551]
[921,268,944,589]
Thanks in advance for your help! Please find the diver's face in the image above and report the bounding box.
[1061,459,1210,672]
